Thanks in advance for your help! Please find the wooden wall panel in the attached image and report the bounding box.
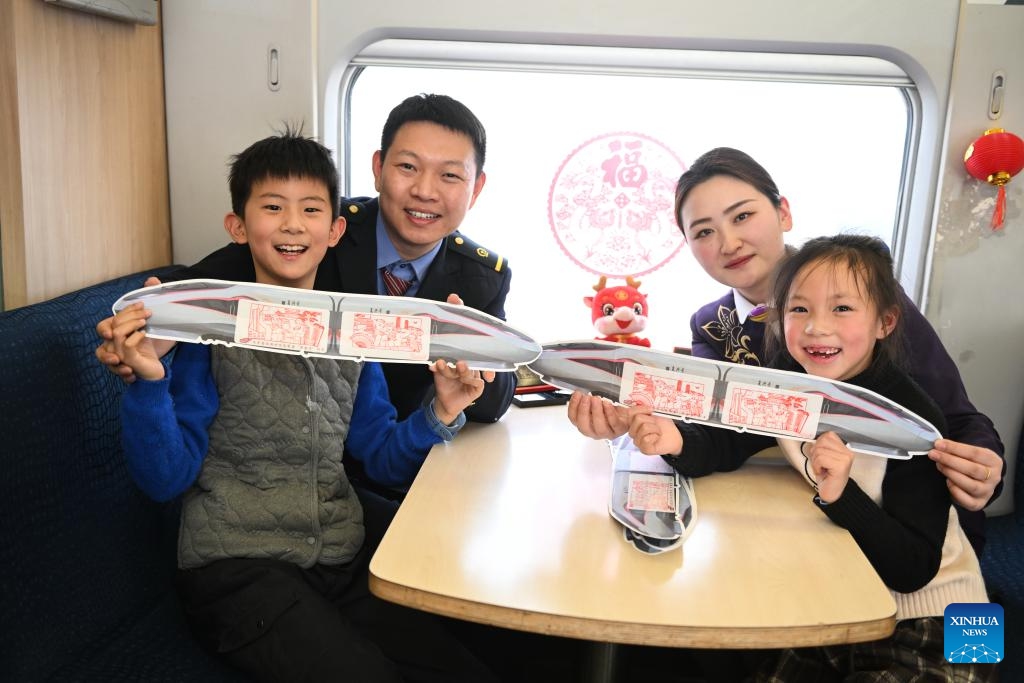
[0,1,28,309]
[0,0,170,309]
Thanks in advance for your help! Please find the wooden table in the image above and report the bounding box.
[369,405,896,655]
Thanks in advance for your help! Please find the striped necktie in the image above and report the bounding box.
[381,266,412,297]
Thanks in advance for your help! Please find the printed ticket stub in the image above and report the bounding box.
[626,473,677,513]
[234,299,330,354]
[337,311,430,361]
[722,382,822,439]
[619,364,713,420]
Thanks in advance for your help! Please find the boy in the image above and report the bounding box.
[109,130,496,682]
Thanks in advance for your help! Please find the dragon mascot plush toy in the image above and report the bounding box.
[584,276,650,347]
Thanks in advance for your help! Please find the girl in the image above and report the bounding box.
[567,147,1003,553]
[629,234,994,681]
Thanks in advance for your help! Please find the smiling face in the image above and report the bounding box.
[782,259,895,381]
[372,120,486,261]
[679,175,792,305]
[225,176,345,290]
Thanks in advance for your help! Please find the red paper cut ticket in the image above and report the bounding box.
[619,364,714,420]
[626,473,677,513]
[722,382,822,439]
[234,300,330,354]
[337,311,430,361]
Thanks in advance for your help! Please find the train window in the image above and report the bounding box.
[339,41,912,348]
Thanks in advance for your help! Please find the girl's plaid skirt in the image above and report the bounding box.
[754,617,999,682]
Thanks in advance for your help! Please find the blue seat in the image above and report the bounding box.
[0,269,249,682]
[980,431,1023,679]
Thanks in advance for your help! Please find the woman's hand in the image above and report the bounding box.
[567,391,629,440]
[928,440,1002,511]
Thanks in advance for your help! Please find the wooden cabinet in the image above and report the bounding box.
[0,0,170,309]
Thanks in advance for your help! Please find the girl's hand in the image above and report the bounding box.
[627,407,683,456]
[807,431,853,503]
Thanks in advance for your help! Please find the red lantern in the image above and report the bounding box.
[963,128,1024,230]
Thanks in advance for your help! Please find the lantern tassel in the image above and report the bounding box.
[992,185,1007,230]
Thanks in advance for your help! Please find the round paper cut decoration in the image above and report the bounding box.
[548,132,686,277]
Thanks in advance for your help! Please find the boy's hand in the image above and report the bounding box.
[95,316,137,381]
[627,406,683,456]
[107,302,166,382]
[430,359,493,425]
[807,431,853,503]
[928,440,1002,511]
[567,391,630,440]
[96,277,174,383]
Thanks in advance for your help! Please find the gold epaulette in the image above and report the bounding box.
[446,233,505,272]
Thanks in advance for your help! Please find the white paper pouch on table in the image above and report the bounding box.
[608,434,696,554]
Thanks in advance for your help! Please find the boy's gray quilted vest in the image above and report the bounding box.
[178,347,364,569]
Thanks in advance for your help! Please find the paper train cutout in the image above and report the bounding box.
[115,282,941,458]
[113,279,541,372]
[529,340,942,459]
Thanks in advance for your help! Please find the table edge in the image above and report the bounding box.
[369,572,897,648]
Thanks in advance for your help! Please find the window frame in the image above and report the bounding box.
[333,38,923,297]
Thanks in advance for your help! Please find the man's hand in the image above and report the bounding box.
[96,277,173,382]
[928,439,1003,511]
[430,359,494,425]
[567,391,630,440]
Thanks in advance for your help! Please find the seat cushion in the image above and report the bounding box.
[0,268,238,681]
[981,513,1023,680]
[46,592,249,682]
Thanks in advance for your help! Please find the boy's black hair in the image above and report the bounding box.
[766,233,906,371]
[229,126,340,220]
[379,94,486,176]
[674,147,782,235]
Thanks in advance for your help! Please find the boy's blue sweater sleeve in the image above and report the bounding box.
[345,361,442,488]
[120,344,218,502]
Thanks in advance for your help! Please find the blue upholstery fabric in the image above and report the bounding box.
[980,432,1024,680]
[0,269,247,682]
[982,515,1022,678]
